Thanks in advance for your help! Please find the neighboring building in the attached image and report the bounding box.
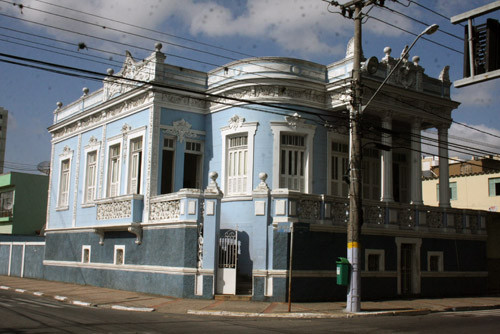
[422,155,500,211]
[41,41,496,301]
[0,107,8,174]
[0,172,48,235]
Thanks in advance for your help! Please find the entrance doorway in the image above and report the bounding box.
[400,243,413,295]
[216,230,238,295]
[396,237,421,296]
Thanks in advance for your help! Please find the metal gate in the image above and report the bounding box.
[216,230,238,295]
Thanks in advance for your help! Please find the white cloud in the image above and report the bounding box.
[187,0,348,56]
[422,123,500,160]
[452,80,499,107]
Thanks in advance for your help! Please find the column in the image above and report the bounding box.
[380,113,394,202]
[201,172,223,298]
[410,119,423,205]
[438,124,450,208]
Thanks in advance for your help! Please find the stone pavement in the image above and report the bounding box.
[1,275,500,318]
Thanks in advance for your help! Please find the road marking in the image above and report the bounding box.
[14,289,26,293]
[0,286,10,290]
[54,295,68,301]
[13,297,64,309]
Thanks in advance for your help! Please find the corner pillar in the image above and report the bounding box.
[438,124,451,208]
[380,113,394,202]
[410,119,423,205]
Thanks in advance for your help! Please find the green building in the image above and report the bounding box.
[0,172,48,235]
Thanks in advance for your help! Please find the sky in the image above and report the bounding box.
[0,0,500,174]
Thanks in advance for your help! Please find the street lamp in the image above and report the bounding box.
[346,22,439,313]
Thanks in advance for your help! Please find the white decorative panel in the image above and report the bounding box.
[255,201,266,216]
[276,200,286,216]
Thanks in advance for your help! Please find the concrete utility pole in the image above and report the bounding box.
[330,0,439,313]
[347,1,363,313]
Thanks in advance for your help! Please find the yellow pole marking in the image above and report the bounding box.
[347,242,359,249]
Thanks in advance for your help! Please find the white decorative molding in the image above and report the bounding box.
[163,119,198,143]
[285,112,305,129]
[96,200,132,220]
[59,146,73,159]
[209,85,325,111]
[52,92,152,140]
[149,199,181,221]
[87,136,100,148]
[228,114,245,130]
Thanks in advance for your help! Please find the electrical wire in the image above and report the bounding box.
[404,0,466,27]
[1,1,328,79]
[364,13,463,54]
[378,3,463,40]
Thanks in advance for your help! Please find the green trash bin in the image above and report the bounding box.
[336,257,350,286]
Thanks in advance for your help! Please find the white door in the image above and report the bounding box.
[216,230,238,295]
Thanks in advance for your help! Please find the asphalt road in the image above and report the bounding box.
[2,289,500,333]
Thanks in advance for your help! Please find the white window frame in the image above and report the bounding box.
[57,146,73,210]
[221,121,258,197]
[427,251,444,272]
[364,249,385,272]
[104,137,123,198]
[184,139,204,189]
[125,130,145,195]
[161,135,176,194]
[327,132,349,197]
[82,245,91,263]
[82,139,100,205]
[271,121,315,193]
[114,245,125,265]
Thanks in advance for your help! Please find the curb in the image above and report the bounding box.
[187,308,431,319]
[443,305,500,313]
[111,305,155,312]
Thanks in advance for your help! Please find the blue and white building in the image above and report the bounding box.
[43,41,495,301]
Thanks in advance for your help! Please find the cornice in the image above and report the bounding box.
[50,89,154,142]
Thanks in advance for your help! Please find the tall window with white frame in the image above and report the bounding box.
[107,144,121,197]
[128,137,143,194]
[184,140,203,189]
[280,133,306,192]
[84,151,97,203]
[331,142,349,197]
[58,159,70,207]
[362,147,381,201]
[161,137,175,194]
[227,134,248,195]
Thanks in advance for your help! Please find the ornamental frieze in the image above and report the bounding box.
[161,93,206,109]
[52,93,152,140]
[149,199,180,221]
[209,85,326,109]
[97,200,132,220]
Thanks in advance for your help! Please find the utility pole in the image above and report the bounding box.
[347,1,363,313]
[330,0,367,313]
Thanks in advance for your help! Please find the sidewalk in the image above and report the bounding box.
[2,275,500,318]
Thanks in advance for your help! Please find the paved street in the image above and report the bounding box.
[2,275,500,333]
[2,288,500,333]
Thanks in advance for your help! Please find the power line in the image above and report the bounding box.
[378,3,463,41]
[364,13,463,54]
[402,0,466,27]
[32,0,257,60]
[0,51,344,125]
[1,1,328,79]
[372,88,500,140]
[2,50,498,162]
